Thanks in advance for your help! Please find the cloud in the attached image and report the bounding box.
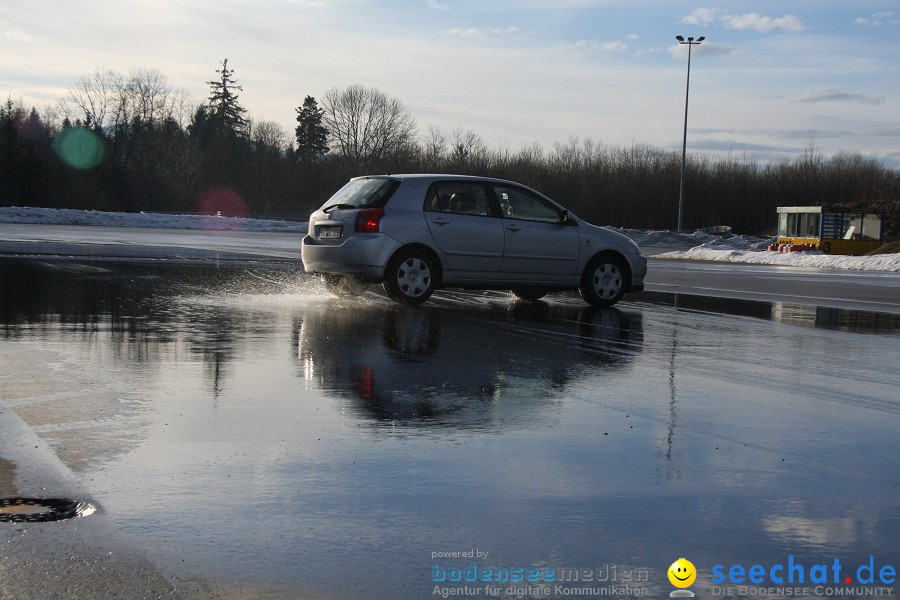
[681,8,716,26]
[722,13,805,33]
[442,27,481,37]
[796,89,886,106]
[867,126,900,138]
[692,138,799,155]
[4,30,35,43]
[626,33,638,40]
[668,42,735,59]
[426,0,448,10]
[567,39,627,52]
[441,26,518,37]
[854,11,898,27]
[693,127,853,140]
[634,46,662,58]
[600,41,626,52]
[680,8,805,33]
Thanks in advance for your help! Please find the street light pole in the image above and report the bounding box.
[676,35,704,234]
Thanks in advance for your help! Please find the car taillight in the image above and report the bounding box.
[355,208,385,233]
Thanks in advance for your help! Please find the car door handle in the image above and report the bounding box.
[431,218,450,226]
[505,225,522,232]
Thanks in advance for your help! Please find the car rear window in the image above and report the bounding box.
[322,177,399,210]
[425,181,496,217]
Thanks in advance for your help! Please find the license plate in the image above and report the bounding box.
[318,226,342,239]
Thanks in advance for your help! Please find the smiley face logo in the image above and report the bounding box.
[668,558,697,588]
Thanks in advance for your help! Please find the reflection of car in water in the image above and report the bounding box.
[294,300,643,428]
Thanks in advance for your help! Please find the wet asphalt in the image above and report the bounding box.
[1,257,899,599]
[1,390,178,599]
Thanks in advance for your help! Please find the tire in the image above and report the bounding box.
[383,248,437,305]
[322,274,367,297]
[511,288,547,301]
[579,254,627,307]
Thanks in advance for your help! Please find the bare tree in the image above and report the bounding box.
[420,125,448,170]
[249,118,290,152]
[449,127,487,168]
[66,68,191,131]
[320,84,417,173]
[123,68,170,125]
[67,68,124,129]
[167,88,197,130]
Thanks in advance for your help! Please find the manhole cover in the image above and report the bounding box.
[0,498,96,523]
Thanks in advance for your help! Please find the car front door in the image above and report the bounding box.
[423,181,504,281]
[492,185,581,283]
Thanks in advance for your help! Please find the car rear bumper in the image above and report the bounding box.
[301,234,400,282]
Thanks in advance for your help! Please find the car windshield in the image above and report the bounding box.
[322,178,399,210]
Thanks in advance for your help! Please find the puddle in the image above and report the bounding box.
[631,291,900,334]
[0,258,899,598]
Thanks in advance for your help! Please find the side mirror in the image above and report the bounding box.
[560,209,576,226]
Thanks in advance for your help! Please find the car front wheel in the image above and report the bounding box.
[383,248,437,305]
[579,255,627,307]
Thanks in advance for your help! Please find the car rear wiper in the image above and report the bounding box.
[322,203,358,212]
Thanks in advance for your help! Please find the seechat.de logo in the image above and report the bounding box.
[711,556,896,586]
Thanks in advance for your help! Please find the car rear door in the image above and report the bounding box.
[423,181,504,281]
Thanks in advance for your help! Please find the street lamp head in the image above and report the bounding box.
[697,36,705,42]
[675,35,685,42]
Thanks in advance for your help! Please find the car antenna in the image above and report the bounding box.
[374,154,391,176]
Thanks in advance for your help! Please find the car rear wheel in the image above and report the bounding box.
[383,248,437,305]
[511,288,547,301]
[579,255,627,307]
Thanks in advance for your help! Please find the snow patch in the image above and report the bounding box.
[658,245,900,272]
[612,228,702,249]
[0,206,308,232]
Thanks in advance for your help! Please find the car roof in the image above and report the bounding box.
[353,174,524,186]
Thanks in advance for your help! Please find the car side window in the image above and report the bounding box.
[424,182,496,217]
[493,186,562,223]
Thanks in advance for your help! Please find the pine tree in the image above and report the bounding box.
[206,58,247,138]
[0,101,51,206]
[294,95,328,162]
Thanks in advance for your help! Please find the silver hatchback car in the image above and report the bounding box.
[301,174,647,306]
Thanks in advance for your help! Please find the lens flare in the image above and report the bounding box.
[53,126,103,170]
[197,186,248,230]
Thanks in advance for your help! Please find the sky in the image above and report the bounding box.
[3,0,899,167]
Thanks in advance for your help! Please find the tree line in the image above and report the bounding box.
[1,59,898,239]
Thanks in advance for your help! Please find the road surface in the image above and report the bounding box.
[1,223,897,313]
